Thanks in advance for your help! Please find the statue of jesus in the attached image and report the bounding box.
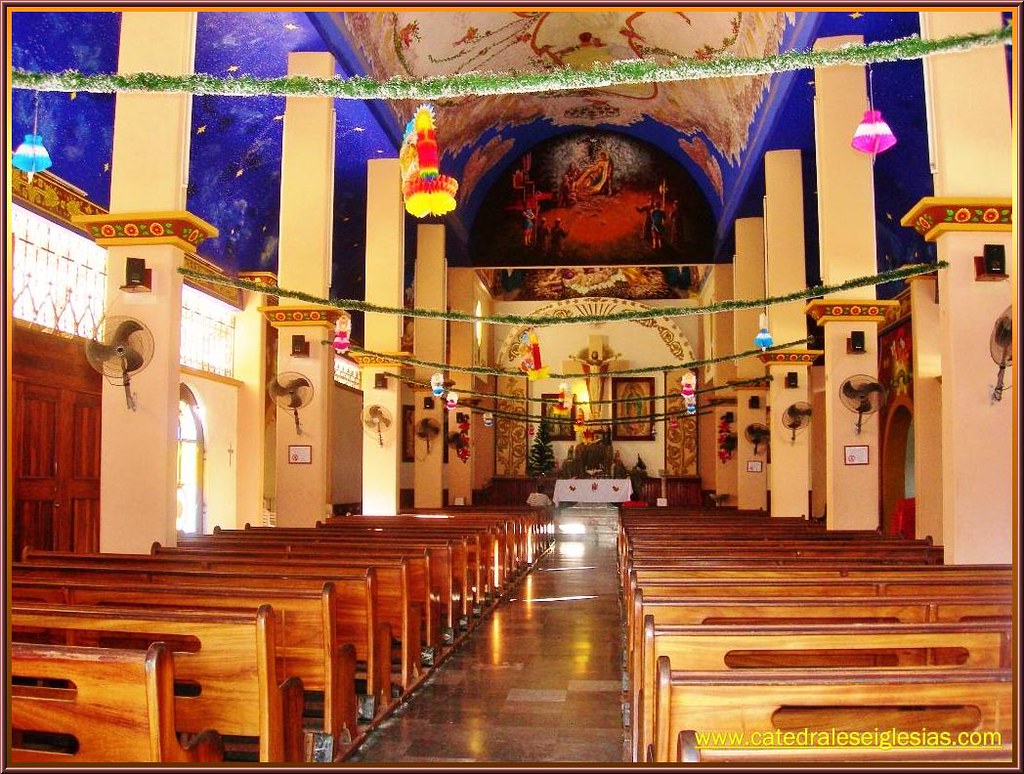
[567,339,625,420]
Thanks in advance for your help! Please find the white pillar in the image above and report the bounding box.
[414,224,447,508]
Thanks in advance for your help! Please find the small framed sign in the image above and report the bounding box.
[844,445,869,465]
[745,460,763,473]
[288,444,312,464]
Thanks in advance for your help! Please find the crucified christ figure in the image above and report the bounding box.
[564,336,626,420]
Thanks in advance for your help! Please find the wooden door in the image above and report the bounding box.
[11,325,102,557]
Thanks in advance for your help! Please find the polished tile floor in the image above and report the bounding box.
[348,536,628,764]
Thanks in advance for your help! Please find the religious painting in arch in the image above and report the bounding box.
[611,376,656,441]
[471,131,715,268]
[478,265,710,302]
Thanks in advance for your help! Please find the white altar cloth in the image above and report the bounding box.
[552,478,631,505]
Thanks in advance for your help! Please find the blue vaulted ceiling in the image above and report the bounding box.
[12,8,988,308]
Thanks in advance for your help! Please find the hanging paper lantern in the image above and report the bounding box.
[12,133,52,182]
[521,331,549,381]
[482,412,494,427]
[331,318,351,354]
[851,109,897,155]
[754,312,774,351]
[430,373,446,397]
[446,391,460,410]
[400,104,459,218]
[457,445,471,463]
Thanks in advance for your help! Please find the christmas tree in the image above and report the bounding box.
[527,417,556,477]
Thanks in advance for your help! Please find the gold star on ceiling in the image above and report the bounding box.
[103,162,110,172]
[273,115,284,121]
[849,12,863,19]
[235,169,244,178]
[226,65,239,72]
[284,23,299,31]
[196,125,207,134]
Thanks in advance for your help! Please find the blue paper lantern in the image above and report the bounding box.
[754,312,773,351]
[12,133,51,181]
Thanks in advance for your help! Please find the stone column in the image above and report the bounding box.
[235,272,277,526]
[733,217,766,381]
[413,224,447,508]
[905,273,942,543]
[268,52,337,527]
[447,269,477,505]
[733,383,769,511]
[74,11,210,553]
[810,36,897,530]
[899,10,1013,563]
[360,158,406,514]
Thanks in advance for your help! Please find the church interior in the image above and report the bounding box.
[6,6,1018,766]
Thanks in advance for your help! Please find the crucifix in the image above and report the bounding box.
[562,335,629,420]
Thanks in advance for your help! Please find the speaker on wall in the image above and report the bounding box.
[423,396,435,410]
[785,372,799,389]
[374,373,388,389]
[984,244,1006,274]
[848,330,866,353]
[125,257,146,286]
[748,396,760,409]
[291,334,310,357]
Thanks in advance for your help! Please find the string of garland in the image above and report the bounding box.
[353,337,807,379]
[12,26,1009,99]
[382,370,769,406]
[485,403,714,426]
[180,261,945,328]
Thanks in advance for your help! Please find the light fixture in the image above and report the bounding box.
[851,65,896,155]
[12,92,52,182]
[754,313,774,351]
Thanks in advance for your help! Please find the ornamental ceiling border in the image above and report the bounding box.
[498,296,695,366]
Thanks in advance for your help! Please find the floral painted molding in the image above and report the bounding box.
[805,299,900,325]
[259,305,343,328]
[72,211,218,252]
[901,197,1011,242]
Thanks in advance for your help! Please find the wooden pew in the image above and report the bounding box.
[651,663,1012,763]
[11,641,224,763]
[17,553,412,700]
[10,575,388,738]
[635,618,1012,762]
[10,603,306,762]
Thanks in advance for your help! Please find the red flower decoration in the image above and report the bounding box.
[123,223,140,237]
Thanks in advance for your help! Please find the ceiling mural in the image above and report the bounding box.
[471,131,714,267]
[479,265,710,302]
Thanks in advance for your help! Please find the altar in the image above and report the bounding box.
[552,478,632,506]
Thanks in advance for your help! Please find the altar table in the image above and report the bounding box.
[552,478,632,506]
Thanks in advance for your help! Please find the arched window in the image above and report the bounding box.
[177,384,205,534]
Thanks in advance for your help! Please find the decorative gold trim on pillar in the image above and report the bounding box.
[758,349,824,366]
[72,210,219,251]
[805,299,899,325]
[12,168,105,228]
[182,253,243,309]
[900,197,1012,241]
[260,305,346,329]
[729,377,772,391]
[347,351,413,368]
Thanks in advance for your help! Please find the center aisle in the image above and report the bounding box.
[348,536,628,764]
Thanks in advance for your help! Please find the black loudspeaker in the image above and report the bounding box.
[722,412,734,422]
[785,372,799,389]
[291,334,309,357]
[748,396,760,409]
[374,373,387,389]
[848,330,866,353]
[456,412,469,424]
[984,244,1006,274]
[423,396,435,410]
[125,256,147,286]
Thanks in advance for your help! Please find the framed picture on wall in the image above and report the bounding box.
[612,377,656,440]
[541,393,576,441]
[402,405,415,462]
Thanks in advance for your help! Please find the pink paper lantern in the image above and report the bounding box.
[851,109,897,155]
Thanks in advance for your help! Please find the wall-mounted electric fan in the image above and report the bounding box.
[269,372,314,434]
[85,316,155,411]
[743,423,770,456]
[416,417,441,454]
[781,402,812,443]
[362,405,393,447]
[990,306,1012,402]
[839,375,883,434]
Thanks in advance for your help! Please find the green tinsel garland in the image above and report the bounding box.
[180,261,946,328]
[11,26,1010,99]
[384,371,770,406]
[352,337,808,379]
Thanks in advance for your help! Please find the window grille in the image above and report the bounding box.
[10,203,107,339]
[180,284,236,377]
[334,356,361,389]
